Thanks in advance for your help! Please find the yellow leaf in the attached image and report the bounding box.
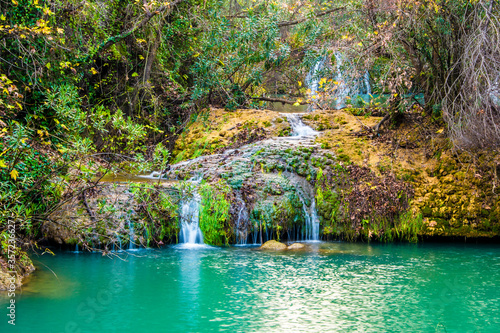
[10,169,18,180]
[436,128,444,134]
[90,67,98,75]
[12,0,18,5]
[0,160,6,168]
[298,81,302,87]
[46,62,51,69]
[1,14,5,21]
[373,31,378,35]
[357,42,363,47]
[293,102,300,106]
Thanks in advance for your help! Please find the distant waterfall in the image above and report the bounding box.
[306,53,372,109]
[179,192,204,245]
[285,113,318,137]
[306,56,327,104]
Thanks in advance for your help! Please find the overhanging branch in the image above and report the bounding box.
[277,7,345,28]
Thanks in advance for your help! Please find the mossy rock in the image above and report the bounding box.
[287,243,306,250]
[259,240,287,250]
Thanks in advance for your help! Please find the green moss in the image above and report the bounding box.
[199,181,231,246]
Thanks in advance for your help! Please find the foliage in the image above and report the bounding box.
[199,180,231,246]
[133,184,179,245]
[316,163,421,242]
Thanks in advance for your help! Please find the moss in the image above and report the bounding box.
[199,181,231,246]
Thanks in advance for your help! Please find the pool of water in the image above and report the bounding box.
[1,242,499,332]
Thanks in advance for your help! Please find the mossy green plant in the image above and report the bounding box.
[199,180,231,246]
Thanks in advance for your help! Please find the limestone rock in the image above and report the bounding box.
[259,240,287,250]
[287,243,306,250]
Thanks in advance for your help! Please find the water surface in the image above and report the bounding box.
[1,242,499,332]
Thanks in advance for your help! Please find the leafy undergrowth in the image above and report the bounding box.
[309,108,500,239]
[316,162,420,242]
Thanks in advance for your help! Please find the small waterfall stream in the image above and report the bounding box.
[179,192,204,244]
[296,192,321,241]
[179,176,205,246]
[128,215,136,250]
[235,193,249,245]
[285,113,318,137]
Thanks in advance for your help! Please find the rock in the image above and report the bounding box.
[259,240,287,250]
[0,255,35,290]
[287,243,306,250]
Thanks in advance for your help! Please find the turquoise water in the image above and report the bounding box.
[1,242,500,332]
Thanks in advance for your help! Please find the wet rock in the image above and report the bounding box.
[287,243,306,250]
[259,240,287,250]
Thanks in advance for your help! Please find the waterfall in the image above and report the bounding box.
[285,113,318,137]
[305,52,372,109]
[306,56,327,102]
[364,70,371,96]
[179,192,204,245]
[332,52,350,109]
[128,218,136,250]
[309,200,320,241]
[235,193,249,245]
[296,192,320,241]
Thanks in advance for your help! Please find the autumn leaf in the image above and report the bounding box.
[0,160,7,168]
[10,169,18,180]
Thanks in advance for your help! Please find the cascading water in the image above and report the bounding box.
[235,193,249,245]
[128,214,136,250]
[296,193,320,241]
[305,52,372,109]
[179,192,204,245]
[285,113,318,137]
[306,56,327,107]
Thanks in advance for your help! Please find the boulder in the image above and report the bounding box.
[287,243,306,250]
[259,240,287,250]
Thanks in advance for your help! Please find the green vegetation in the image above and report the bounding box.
[133,184,180,245]
[199,180,231,246]
[0,0,498,270]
